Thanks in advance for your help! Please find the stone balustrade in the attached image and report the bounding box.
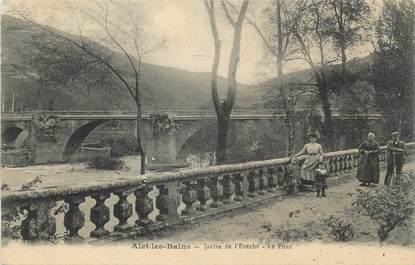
[2,142,414,242]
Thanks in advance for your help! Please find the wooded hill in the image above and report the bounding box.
[1,15,372,112]
[1,15,262,111]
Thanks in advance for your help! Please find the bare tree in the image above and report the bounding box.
[245,0,302,156]
[204,0,249,164]
[281,0,338,150]
[10,0,165,174]
[283,0,372,150]
[328,0,371,73]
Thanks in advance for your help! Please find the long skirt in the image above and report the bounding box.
[300,154,320,182]
[356,154,379,184]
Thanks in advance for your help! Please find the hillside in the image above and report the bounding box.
[1,15,259,111]
[1,15,373,113]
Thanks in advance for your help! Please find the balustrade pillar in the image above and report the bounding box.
[135,186,154,227]
[180,180,197,215]
[90,193,110,238]
[196,178,211,211]
[221,174,234,204]
[113,190,133,232]
[209,176,223,208]
[21,200,56,241]
[64,196,85,240]
[156,182,181,222]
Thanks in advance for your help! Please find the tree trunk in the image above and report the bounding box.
[36,86,41,111]
[135,105,146,175]
[319,86,334,151]
[340,43,347,73]
[205,0,248,165]
[216,115,229,164]
[275,0,294,156]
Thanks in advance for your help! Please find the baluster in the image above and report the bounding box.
[21,200,56,240]
[90,193,110,238]
[247,171,258,198]
[338,157,344,175]
[276,166,285,186]
[180,180,197,215]
[349,155,354,169]
[257,170,266,195]
[343,156,348,173]
[379,149,386,165]
[113,190,133,232]
[209,176,223,208]
[344,156,350,172]
[327,158,334,174]
[196,178,211,211]
[222,174,234,204]
[156,182,181,222]
[233,172,247,201]
[135,186,154,227]
[339,157,345,174]
[266,168,275,192]
[64,196,85,240]
[334,157,340,176]
[353,154,359,168]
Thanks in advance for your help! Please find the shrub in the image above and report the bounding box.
[99,138,138,157]
[88,156,124,170]
[324,216,354,241]
[1,208,26,239]
[2,143,16,150]
[274,226,310,242]
[353,172,415,241]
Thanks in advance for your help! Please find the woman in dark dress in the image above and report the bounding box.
[356,132,380,186]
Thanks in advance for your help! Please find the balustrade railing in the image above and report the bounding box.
[2,143,414,242]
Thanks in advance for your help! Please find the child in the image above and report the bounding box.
[314,162,328,197]
[284,157,300,194]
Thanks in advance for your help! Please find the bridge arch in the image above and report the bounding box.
[175,120,216,159]
[2,126,25,146]
[61,120,107,161]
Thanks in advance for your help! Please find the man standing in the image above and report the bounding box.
[384,132,407,186]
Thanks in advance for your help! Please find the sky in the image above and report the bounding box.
[2,0,382,85]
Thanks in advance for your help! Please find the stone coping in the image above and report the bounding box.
[2,143,414,204]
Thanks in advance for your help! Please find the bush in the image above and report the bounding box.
[99,138,138,157]
[324,216,354,241]
[2,143,16,150]
[274,226,310,242]
[353,172,415,241]
[87,156,124,170]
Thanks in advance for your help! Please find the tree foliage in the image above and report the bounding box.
[372,0,415,140]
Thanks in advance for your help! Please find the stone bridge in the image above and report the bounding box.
[1,110,383,167]
[1,142,414,242]
[0,110,281,166]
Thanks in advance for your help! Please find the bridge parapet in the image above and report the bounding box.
[1,109,382,121]
[2,143,414,242]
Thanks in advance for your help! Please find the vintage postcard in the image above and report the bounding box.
[1,0,414,264]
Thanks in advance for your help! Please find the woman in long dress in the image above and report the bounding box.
[294,133,324,186]
[356,132,380,186]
